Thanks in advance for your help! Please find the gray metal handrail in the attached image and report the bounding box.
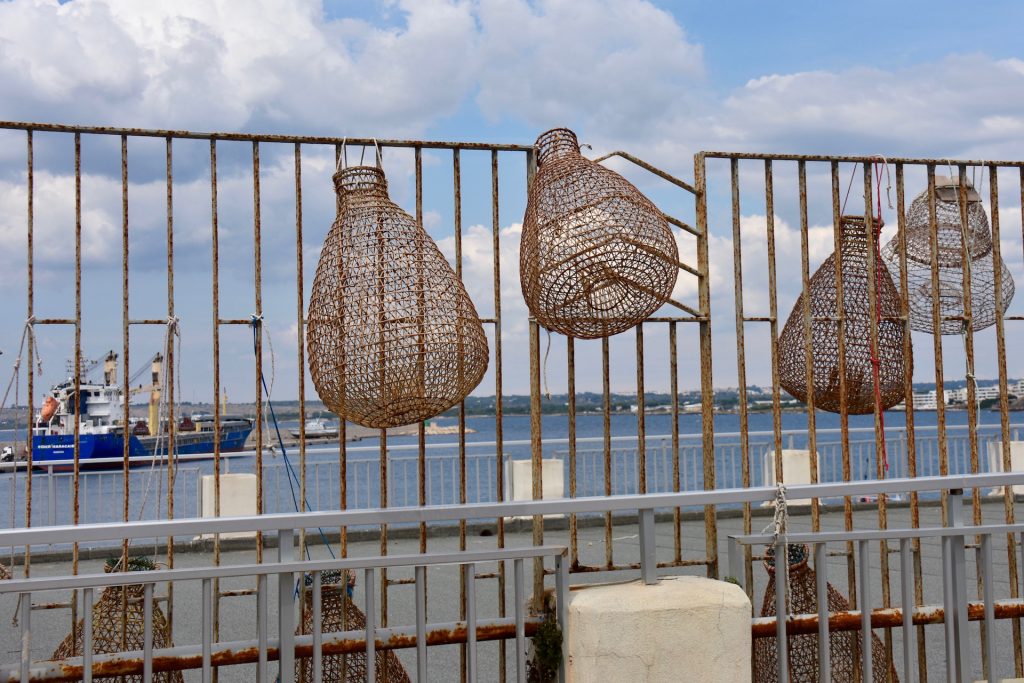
[2,471,1022,550]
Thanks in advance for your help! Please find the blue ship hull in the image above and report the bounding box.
[31,425,253,469]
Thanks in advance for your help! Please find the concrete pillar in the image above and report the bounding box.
[985,441,1024,495]
[763,449,820,506]
[198,473,257,539]
[568,576,751,682]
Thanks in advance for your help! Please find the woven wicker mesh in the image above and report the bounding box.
[881,177,1015,335]
[52,562,182,683]
[754,545,897,682]
[778,216,906,414]
[519,128,679,339]
[0,563,10,580]
[297,576,410,683]
[307,166,489,429]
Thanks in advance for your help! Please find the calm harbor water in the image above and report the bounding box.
[2,408,1021,530]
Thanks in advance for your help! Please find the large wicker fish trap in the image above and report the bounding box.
[297,572,410,683]
[519,128,679,339]
[881,176,1015,335]
[754,545,896,682]
[0,563,10,580]
[51,558,182,683]
[306,165,489,429]
[778,215,906,414]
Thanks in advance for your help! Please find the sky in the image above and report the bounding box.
[0,0,1023,405]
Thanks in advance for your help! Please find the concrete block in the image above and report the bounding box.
[568,576,751,682]
[504,458,564,514]
[762,449,820,506]
[198,473,257,539]
[986,441,1024,496]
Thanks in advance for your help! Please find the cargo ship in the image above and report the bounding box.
[29,351,253,469]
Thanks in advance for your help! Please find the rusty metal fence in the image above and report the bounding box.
[1,121,1024,680]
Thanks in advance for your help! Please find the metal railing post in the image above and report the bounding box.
[899,538,915,683]
[277,528,295,683]
[727,536,744,591]
[638,507,657,585]
[556,552,569,683]
[949,488,970,681]
[814,542,830,680]
[773,536,789,682]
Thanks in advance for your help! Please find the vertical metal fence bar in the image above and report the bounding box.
[514,558,526,683]
[669,321,681,562]
[926,167,950,486]
[202,578,213,683]
[209,139,223,662]
[567,336,579,568]
[993,165,1022,675]
[83,587,93,683]
[981,534,996,682]
[639,507,656,585]
[729,161,752,588]
[556,553,569,683]
[257,573,267,682]
[858,539,873,682]
[951,492,970,682]
[164,134,176,631]
[71,132,82,646]
[773,537,789,682]
[379,432,388,627]
[492,148,508,683]
[764,160,786,520]
[19,592,30,683]
[814,542,830,680]
[312,570,322,683]
[416,564,427,680]
[900,538,915,683]
[694,153,717,578]
[452,147,468,683]
[120,134,131,576]
[143,583,154,683]
[465,562,477,681]
[365,567,376,683]
[253,141,266,565]
[278,528,295,682]
[23,129,34,579]
[602,338,613,569]
[635,323,646,494]
[529,319,544,603]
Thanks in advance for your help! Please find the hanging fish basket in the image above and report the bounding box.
[307,165,489,429]
[520,128,680,339]
[754,544,897,682]
[296,570,410,683]
[51,557,182,683]
[0,562,9,580]
[778,216,906,414]
[882,176,1014,335]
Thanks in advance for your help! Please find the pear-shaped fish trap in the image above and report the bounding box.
[306,166,489,429]
[754,545,897,682]
[520,128,679,339]
[778,216,906,414]
[881,176,1014,335]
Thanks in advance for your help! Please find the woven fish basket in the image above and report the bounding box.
[881,176,1014,334]
[754,544,897,682]
[296,571,410,683]
[520,128,679,339]
[52,558,182,683]
[778,216,906,414]
[307,165,489,429]
[0,563,10,580]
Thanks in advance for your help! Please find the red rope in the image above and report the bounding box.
[869,160,889,472]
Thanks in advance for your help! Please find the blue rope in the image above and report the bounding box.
[251,317,336,561]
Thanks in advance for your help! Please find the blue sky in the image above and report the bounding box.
[0,0,1022,404]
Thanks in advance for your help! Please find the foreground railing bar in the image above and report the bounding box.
[277,529,295,683]
[773,537,788,681]
[556,553,569,683]
[514,559,526,683]
[465,563,477,680]
[5,473,1023,547]
[257,574,267,683]
[365,568,375,683]
[312,571,322,683]
[0,547,566,594]
[143,583,153,683]
[981,534,996,683]
[814,542,829,681]
[899,538,915,683]
[201,578,212,683]
[0,121,534,151]
[19,593,30,683]
[734,521,1024,546]
[416,565,427,681]
[82,588,91,683]
[858,540,872,682]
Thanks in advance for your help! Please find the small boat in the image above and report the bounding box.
[289,417,338,440]
[29,353,253,470]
